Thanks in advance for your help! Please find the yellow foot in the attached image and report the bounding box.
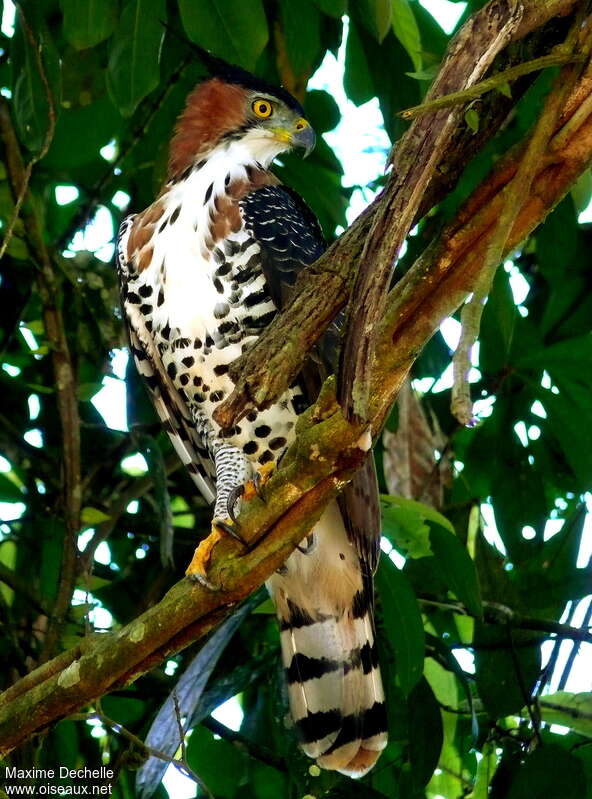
[249,461,276,500]
[185,519,236,589]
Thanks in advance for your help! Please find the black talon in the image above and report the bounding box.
[213,518,249,548]
[226,484,245,522]
[253,471,268,501]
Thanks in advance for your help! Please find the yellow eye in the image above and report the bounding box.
[252,99,273,119]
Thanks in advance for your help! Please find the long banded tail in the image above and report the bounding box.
[267,501,388,777]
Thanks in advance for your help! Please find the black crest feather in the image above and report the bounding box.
[162,21,304,114]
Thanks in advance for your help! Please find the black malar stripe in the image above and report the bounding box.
[286,653,341,684]
[295,709,342,745]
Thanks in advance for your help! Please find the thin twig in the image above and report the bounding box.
[74,710,214,799]
[202,716,288,773]
[0,563,50,616]
[398,51,584,119]
[557,598,592,690]
[506,625,542,745]
[419,598,592,643]
[451,17,588,424]
[81,452,181,572]
[0,17,81,662]
[0,5,56,260]
[340,0,526,422]
[57,55,191,251]
[172,691,187,761]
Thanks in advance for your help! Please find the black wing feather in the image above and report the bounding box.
[241,185,381,576]
[241,185,325,308]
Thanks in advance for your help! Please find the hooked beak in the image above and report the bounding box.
[272,119,316,157]
[292,119,316,158]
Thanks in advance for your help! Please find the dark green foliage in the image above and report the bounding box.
[1,1,591,798]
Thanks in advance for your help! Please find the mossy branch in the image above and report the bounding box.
[452,14,590,423]
[2,0,592,758]
[214,0,581,431]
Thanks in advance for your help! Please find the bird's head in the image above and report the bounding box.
[168,60,315,179]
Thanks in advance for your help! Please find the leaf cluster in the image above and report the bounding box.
[0,1,591,798]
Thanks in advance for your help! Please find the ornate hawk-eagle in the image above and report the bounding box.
[116,50,387,777]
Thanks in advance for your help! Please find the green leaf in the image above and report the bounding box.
[0,473,25,502]
[344,20,375,106]
[178,0,268,70]
[186,726,246,797]
[60,0,118,50]
[507,744,586,799]
[304,90,340,134]
[357,0,392,42]
[251,597,275,614]
[517,332,592,375]
[107,0,165,117]
[429,524,483,618]
[0,541,17,605]
[39,520,63,605]
[313,0,347,17]
[474,622,541,717]
[381,494,454,559]
[571,168,592,213]
[408,677,443,790]
[249,762,289,799]
[279,0,321,78]
[425,657,462,798]
[497,80,512,98]
[11,16,61,152]
[78,382,104,401]
[376,558,425,696]
[80,506,111,525]
[545,381,592,487]
[392,0,422,72]
[537,692,592,737]
[405,64,439,81]
[102,695,147,726]
[480,266,517,374]
[465,107,480,133]
[471,742,497,798]
[70,602,94,621]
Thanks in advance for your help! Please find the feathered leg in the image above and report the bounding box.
[186,444,248,584]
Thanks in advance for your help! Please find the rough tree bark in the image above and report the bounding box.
[1,0,592,757]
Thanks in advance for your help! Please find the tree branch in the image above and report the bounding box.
[74,708,213,799]
[339,0,526,422]
[2,0,592,759]
[201,716,288,773]
[0,82,80,660]
[0,6,56,260]
[398,51,585,120]
[214,0,580,430]
[420,599,592,644]
[452,14,588,423]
